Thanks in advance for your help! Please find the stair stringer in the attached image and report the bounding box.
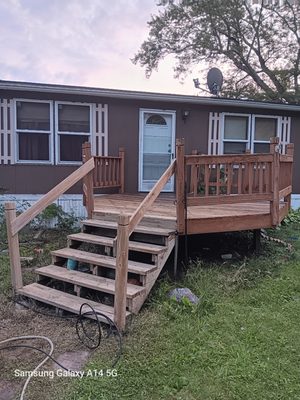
[129,236,176,314]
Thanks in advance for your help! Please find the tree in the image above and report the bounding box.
[133,0,300,103]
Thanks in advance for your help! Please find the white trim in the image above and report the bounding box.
[138,108,176,192]
[0,98,14,164]
[54,101,92,165]
[0,194,87,218]
[291,195,300,210]
[14,98,54,165]
[92,103,108,157]
[208,112,222,155]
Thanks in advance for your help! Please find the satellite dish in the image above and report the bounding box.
[207,68,223,96]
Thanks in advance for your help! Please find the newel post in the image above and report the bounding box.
[270,137,280,226]
[176,138,185,234]
[114,213,129,331]
[82,142,94,219]
[119,147,125,194]
[5,202,23,294]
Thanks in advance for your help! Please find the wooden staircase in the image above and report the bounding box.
[18,215,176,323]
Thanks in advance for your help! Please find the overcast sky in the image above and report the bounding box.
[0,0,201,95]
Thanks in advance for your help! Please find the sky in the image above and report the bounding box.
[0,0,201,95]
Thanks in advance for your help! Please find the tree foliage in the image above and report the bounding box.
[133,0,300,102]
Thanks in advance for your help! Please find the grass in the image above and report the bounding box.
[1,214,300,399]
[68,222,300,400]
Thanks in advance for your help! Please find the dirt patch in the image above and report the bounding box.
[0,299,92,400]
[52,351,90,371]
[0,380,19,400]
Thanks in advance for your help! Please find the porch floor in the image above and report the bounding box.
[93,194,288,235]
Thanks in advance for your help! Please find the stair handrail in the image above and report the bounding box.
[9,158,95,236]
[127,159,176,236]
[5,157,95,294]
[114,158,176,331]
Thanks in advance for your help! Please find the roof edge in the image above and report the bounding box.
[1,79,300,111]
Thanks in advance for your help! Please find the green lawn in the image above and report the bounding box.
[69,223,300,400]
[1,213,300,400]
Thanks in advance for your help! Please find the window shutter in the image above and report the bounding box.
[208,112,222,155]
[0,99,14,164]
[279,116,291,154]
[92,103,108,156]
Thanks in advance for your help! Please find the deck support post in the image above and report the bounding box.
[173,235,179,278]
[270,137,280,226]
[119,147,125,194]
[5,202,23,294]
[176,139,185,235]
[114,213,130,332]
[253,229,261,253]
[82,142,94,219]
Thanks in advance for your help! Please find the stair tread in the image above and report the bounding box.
[82,219,175,236]
[36,265,145,298]
[17,283,130,322]
[52,247,157,275]
[68,232,167,254]
[92,209,176,222]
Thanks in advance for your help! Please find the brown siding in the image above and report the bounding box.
[1,165,81,194]
[1,88,299,195]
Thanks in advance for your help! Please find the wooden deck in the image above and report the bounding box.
[94,194,288,234]
[4,138,294,331]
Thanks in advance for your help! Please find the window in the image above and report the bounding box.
[252,116,278,153]
[223,115,250,154]
[16,100,52,163]
[146,114,167,125]
[56,103,91,163]
[221,113,280,155]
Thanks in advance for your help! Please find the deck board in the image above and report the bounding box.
[93,194,287,235]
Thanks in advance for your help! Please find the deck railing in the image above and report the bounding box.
[176,137,294,233]
[82,143,125,218]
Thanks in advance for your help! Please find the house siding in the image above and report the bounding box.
[1,87,299,196]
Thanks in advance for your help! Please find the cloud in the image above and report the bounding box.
[0,0,200,95]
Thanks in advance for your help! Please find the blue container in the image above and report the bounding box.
[67,258,78,270]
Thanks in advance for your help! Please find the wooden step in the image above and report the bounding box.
[92,211,177,230]
[68,232,167,254]
[82,219,175,236]
[17,283,130,323]
[52,248,157,275]
[36,265,145,299]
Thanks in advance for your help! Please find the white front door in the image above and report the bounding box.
[139,109,175,192]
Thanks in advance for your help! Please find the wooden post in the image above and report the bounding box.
[82,142,94,219]
[5,202,23,294]
[270,137,280,226]
[119,147,125,194]
[190,149,198,195]
[286,143,294,210]
[114,213,129,331]
[176,139,185,234]
[253,229,261,253]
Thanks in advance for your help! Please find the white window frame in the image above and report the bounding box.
[55,101,92,165]
[138,108,176,192]
[250,114,280,153]
[14,98,54,165]
[221,113,251,154]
